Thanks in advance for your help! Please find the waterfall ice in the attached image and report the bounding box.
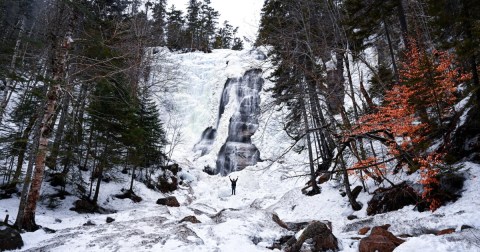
[194,68,264,175]
[216,69,263,175]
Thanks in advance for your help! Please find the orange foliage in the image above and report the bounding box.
[347,43,470,211]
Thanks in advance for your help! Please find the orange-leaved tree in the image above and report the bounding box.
[345,43,470,211]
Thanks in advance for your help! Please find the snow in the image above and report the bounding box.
[2,48,480,251]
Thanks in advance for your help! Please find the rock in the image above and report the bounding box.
[0,224,23,250]
[436,228,455,235]
[351,186,363,201]
[450,107,480,162]
[114,190,143,203]
[71,199,97,213]
[83,220,95,226]
[42,227,56,233]
[379,224,391,230]
[251,236,262,245]
[156,165,179,193]
[461,225,473,230]
[163,163,181,175]
[287,221,338,252]
[156,196,180,207]
[0,186,17,200]
[359,226,404,252]
[340,191,346,197]
[106,217,115,223]
[358,227,371,235]
[367,182,419,215]
[179,216,201,224]
[347,215,358,220]
[70,199,116,214]
[48,173,66,187]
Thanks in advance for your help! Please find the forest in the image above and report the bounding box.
[0,0,479,251]
[0,0,245,232]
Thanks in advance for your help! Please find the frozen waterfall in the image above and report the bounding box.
[194,68,264,175]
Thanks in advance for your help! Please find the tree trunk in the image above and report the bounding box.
[383,20,399,83]
[10,114,37,186]
[299,89,320,195]
[340,153,362,211]
[396,0,410,49]
[20,26,71,231]
[47,87,71,170]
[14,102,43,230]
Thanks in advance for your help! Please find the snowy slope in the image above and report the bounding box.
[2,48,480,252]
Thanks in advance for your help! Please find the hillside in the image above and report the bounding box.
[1,48,479,251]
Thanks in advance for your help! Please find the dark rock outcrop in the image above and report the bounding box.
[106,217,115,223]
[287,221,338,252]
[48,173,67,187]
[0,224,23,251]
[367,182,419,215]
[450,106,480,162]
[359,226,404,252]
[71,199,97,213]
[179,216,201,224]
[0,185,17,200]
[156,164,182,193]
[83,220,96,226]
[70,199,116,214]
[114,190,142,203]
[156,196,180,207]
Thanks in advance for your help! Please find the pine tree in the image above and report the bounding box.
[150,0,167,46]
[166,5,185,50]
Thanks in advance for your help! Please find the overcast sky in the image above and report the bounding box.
[167,0,264,43]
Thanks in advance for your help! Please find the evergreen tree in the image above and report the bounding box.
[426,0,480,101]
[214,21,237,49]
[166,5,186,50]
[186,0,202,49]
[150,0,167,46]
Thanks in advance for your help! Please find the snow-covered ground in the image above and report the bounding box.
[2,48,480,251]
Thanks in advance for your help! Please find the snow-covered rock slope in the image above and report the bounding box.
[2,48,480,251]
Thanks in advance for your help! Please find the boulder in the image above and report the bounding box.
[359,226,404,252]
[70,199,116,214]
[0,224,23,251]
[156,196,180,207]
[83,220,96,226]
[287,221,338,252]
[0,186,17,200]
[436,228,455,235]
[71,199,97,213]
[114,190,143,203]
[358,227,371,235]
[106,217,115,223]
[367,182,419,215]
[162,163,181,175]
[179,216,201,224]
[156,165,180,193]
[48,173,66,187]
